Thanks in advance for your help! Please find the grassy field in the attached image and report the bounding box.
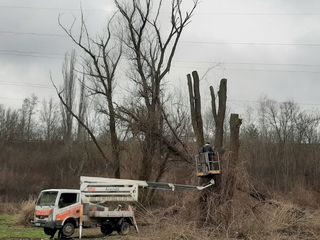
[0,214,45,239]
[0,214,128,239]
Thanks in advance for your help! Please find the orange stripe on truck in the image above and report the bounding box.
[35,209,53,216]
[56,205,81,221]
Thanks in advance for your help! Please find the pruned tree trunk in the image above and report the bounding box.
[230,114,242,163]
[220,113,242,203]
[210,78,227,153]
[187,71,204,149]
[187,70,212,225]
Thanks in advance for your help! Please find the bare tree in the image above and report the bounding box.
[0,106,19,142]
[58,11,122,177]
[77,72,88,142]
[61,50,77,145]
[19,94,38,141]
[259,98,301,144]
[116,0,198,181]
[40,98,60,141]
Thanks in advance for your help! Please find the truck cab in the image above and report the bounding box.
[33,189,81,237]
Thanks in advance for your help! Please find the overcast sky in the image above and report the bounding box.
[1,0,320,116]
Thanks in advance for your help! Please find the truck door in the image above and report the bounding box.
[55,192,81,225]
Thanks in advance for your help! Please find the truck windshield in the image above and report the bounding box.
[36,191,58,206]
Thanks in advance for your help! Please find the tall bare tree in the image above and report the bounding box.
[77,72,88,142]
[61,50,77,145]
[19,94,38,141]
[58,12,122,177]
[116,0,198,181]
[40,98,60,141]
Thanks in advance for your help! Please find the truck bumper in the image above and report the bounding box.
[32,220,63,229]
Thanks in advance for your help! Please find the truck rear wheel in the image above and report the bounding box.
[61,222,75,237]
[117,220,130,235]
[101,223,113,235]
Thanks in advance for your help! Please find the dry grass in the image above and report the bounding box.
[130,185,320,240]
[17,197,36,226]
[277,185,320,209]
[0,197,36,227]
[132,161,320,240]
[134,222,211,240]
[0,202,20,214]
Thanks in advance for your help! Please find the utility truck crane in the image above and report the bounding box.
[32,152,220,239]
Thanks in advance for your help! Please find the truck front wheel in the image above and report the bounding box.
[61,222,75,237]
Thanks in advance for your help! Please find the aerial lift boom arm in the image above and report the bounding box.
[80,176,214,202]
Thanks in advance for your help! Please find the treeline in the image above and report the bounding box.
[1,93,319,201]
[242,98,320,192]
[0,95,69,142]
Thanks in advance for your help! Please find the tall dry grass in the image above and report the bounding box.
[131,192,320,240]
[0,202,20,214]
[17,198,36,226]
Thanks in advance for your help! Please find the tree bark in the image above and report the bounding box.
[187,71,204,149]
[220,113,242,203]
[230,113,242,163]
[210,78,227,153]
[107,91,121,178]
[61,50,76,146]
[192,71,205,148]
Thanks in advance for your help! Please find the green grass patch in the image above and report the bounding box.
[0,214,46,239]
[0,214,130,239]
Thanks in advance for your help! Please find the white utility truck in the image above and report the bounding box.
[33,175,215,239]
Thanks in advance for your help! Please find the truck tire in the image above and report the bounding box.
[61,222,75,237]
[101,223,113,235]
[117,221,130,235]
[43,227,56,237]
